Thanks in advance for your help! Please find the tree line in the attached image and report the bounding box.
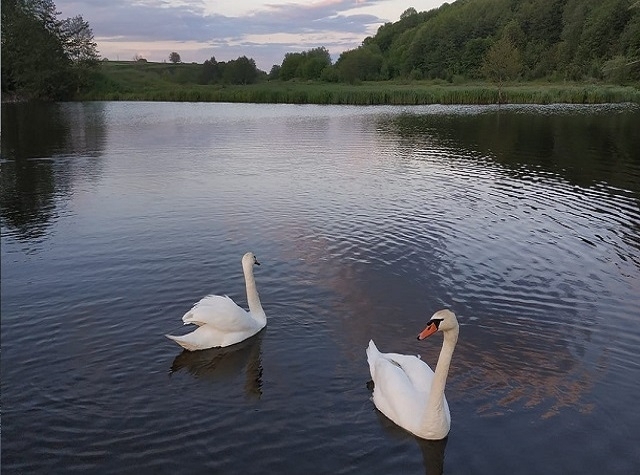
[270,0,639,84]
[146,0,640,86]
[3,0,638,101]
[2,0,100,100]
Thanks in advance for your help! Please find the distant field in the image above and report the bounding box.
[82,61,640,105]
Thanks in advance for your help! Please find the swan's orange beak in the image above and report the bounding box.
[417,321,438,340]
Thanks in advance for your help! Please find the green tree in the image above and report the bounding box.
[169,51,181,63]
[59,15,99,92]
[199,56,220,84]
[268,64,281,80]
[2,0,99,99]
[223,56,258,84]
[336,45,383,83]
[481,36,522,102]
[279,52,304,80]
[300,47,331,80]
[400,7,418,20]
[2,0,72,99]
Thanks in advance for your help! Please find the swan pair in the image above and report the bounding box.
[166,251,459,441]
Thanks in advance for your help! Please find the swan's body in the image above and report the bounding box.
[166,252,266,351]
[367,309,459,440]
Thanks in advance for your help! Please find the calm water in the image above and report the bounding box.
[2,101,639,474]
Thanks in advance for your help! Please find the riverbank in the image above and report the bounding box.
[77,80,640,105]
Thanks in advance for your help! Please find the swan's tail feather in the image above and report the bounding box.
[366,340,380,379]
[165,334,198,352]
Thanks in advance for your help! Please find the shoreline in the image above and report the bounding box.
[76,82,640,106]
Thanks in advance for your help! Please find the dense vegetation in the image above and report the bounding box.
[285,0,639,85]
[1,0,100,100]
[328,0,640,84]
[82,63,640,105]
[2,0,639,103]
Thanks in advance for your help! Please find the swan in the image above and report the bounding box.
[165,252,266,351]
[366,309,459,440]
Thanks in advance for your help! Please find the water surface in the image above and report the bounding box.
[2,101,639,474]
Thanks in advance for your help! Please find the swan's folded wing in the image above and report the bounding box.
[182,295,258,331]
[384,353,434,394]
[371,356,426,431]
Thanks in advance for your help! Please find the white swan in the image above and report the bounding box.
[366,309,459,440]
[166,252,266,351]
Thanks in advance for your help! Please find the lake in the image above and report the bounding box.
[1,101,639,474]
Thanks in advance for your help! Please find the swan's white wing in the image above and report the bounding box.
[381,352,435,393]
[370,356,426,434]
[367,340,436,436]
[182,295,259,332]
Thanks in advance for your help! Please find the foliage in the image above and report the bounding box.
[278,47,331,81]
[481,36,522,101]
[335,45,384,82]
[200,56,220,84]
[7,0,639,102]
[59,15,100,92]
[79,62,640,104]
[269,64,281,80]
[1,0,100,100]
[222,56,259,85]
[198,55,262,85]
[338,0,640,85]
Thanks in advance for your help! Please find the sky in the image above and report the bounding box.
[55,0,449,71]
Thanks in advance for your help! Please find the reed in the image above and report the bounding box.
[80,80,640,105]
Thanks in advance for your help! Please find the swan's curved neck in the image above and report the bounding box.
[421,327,458,432]
[243,263,265,321]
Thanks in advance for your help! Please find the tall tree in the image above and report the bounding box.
[481,36,522,102]
[200,56,220,84]
[169,51,181,63]
[279,52,304,80]
[336,45,383,82]
[59,14,99,92]
[2,0,70,99]
[1,0,99,99]
[223,56,259,84]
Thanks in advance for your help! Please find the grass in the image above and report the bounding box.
[80,61,640,105]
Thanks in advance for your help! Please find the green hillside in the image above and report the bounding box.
[4,0,639,103]
[337,0,640,83]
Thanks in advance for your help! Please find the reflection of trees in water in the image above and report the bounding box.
[274,214,602,419]
[295,236,601,420]
[381,107,640,193]
[170,331,264,399]
[452,319,602,419]
[379,106,640,269]
[0,157,58,240]
[0,102,106,241]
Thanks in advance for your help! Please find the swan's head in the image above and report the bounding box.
[417,309,458,340]
[242,252,260,267]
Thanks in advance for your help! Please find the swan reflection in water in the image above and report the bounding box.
[170,331,264,398]
[372,386,448,475]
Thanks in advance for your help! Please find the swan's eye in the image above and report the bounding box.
[430,318,444,328]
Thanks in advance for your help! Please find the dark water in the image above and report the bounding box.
[2,101,639,474]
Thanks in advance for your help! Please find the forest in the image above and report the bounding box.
[2,0,639,102]
[331,0,640,84]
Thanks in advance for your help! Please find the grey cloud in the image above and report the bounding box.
[59,0,388,43]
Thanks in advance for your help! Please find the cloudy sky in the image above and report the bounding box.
[55,0,449,71]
